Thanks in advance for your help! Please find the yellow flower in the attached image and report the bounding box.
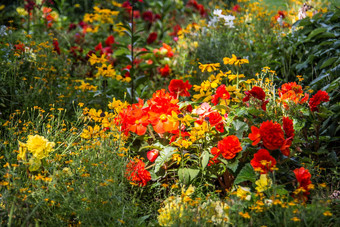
[255,174,272,192]
[239,211,250,219]
[0,5,5,11]
[25,135,55,159]
[198,62,221,72]
[236,186,251,200]
[291,217,300,222]
[16,7,28,16]
[223,54,249,66]
[323,211,332,216]
[17,141,28,161]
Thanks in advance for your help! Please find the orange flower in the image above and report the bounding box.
[211,135,242,160]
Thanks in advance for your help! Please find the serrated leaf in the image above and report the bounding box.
[201,151,209,169]
[234,163,256,185]
[154,146,177,173]
[227,159,239,173]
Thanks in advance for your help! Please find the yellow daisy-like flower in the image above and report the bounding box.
[323,211,332,216]
[198,62,221,72]
[223,54,249,66]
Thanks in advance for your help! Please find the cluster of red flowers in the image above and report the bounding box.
[168,79,192,98]
[125,159,151,187]
[243,86,269,111]
[250,149,276,174]
[249,117,295,156]
[309,90,330,112]
[293,167,312,201]
[211,85,230,106]
[186,0,207,17]
[210,135,242,160]
[278,82,308,108]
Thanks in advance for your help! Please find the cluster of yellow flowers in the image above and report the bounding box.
[158,185,229,226]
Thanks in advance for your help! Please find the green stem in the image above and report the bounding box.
[130,2,135,102]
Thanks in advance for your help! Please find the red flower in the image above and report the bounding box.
[309,90,330,112]
[122,65,132,77]
[142,11,153,23]
[243,86,268,110]
[249,126,261,146]
[53,40,61,55]
[210,135,242,160]
[159,64,171,77]
[207,111,222,127]
[250,149,277,174]
[211,84,230,105]
[125,159,151,187]
[294,167,312,189]
[105,35,115,47]
[147,32,157,44]
[259,121,285,150]
[282,116,294,140]
[232,4,241,13]
[147,149,159,162]
[168,79,192,98]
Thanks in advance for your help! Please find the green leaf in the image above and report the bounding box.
[178,168,200,185]
[232,120,249,139]
[154,146,177,173]
[305,27,327,41]
[234,164,256,185]
[201,151,209,170]
[320,57,337,69]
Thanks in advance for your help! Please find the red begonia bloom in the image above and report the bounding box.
[125,159,151,187]
[250,149,277,174]
[243,86,268,111]
[232,4,241,13]
[309,90,330,112]
[259,120,285,150]
[207,111,222,127]
[243,86,266,102]
[147,32,157,44]
[168,79,192,98]
[293,167,312,201]
[211,85,230,105]
[211,135,242,160]
[278,82,308,108]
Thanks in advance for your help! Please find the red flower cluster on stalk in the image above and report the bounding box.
[210,135,242,160]
[125,159,151,187]
[53,40,61,55]
[293,167,312,201]
[250,149,277,174]
[249,118,295,156]
[147,32,158,44]
[243,86,268,111]
[309,90,330,112]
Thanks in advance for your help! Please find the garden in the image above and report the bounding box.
[0,0,339,226]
